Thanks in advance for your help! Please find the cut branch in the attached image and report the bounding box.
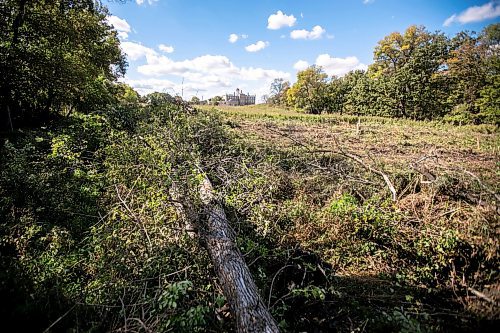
[333,136,398,201]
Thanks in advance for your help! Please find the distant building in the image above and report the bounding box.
[224,88,256,106]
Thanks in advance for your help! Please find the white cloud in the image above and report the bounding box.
[123,78,176,95]
[443,15,457,27]
[293,60,310,71]
[159,44,174,53]
[106,15,131,40]
[315,54,367,77]
[134,51,289,82]
[290,25,326,40]
[229,33,248,43]
[239,67,288,80]
[121,41,157,61]
[120,42,290,101]
[245,41,269,52]
[267,10,297,30]
[444,1,500,26]
[136,0,158,5]
[363,0,375,4]
[138,54,236,77]
[229,34,239,43]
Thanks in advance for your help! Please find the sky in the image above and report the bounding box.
[105,0,500,101]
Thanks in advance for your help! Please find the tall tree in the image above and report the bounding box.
[268,78,290,106]
[287,66,329,114]
[0,0,126,130]
[476,23,500,124]
[369,25,449,119]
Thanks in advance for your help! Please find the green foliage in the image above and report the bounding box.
[384,309,425,333]
[283,23,499,124]
[0,100,233,331]
[476,74,500,125]
[286,65,330,114]
[0,0,126,129]
[327,193,358,216]
[0,3,498,332]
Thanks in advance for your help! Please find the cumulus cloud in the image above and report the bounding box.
[293,60,310,71]
[444,1,500,26]
[123,77,232,96]
[245,41,269,52]
[132,48,289,82]
[120,43,290,101]
[267,11,297,30]
[106,15,131,39]
[229,34,239,43]
[121,41,157,61]
[158,44,174,53]
[138,54,236,77]
[239,67,288,80]
[290,25,326,40]
[315,54,367,77]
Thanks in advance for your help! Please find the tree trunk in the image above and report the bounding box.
[198,175,279,333]
[12,0,28,45]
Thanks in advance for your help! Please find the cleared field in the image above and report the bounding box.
[197,104,500,331]
[204,104,499,186]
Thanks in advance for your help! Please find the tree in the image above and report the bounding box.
[268,78,290,105]
[190,96,200,104]
[209,96,223,105]
[287,66,329,114]
[476,74,500,125]
[446,31,486,115]
[0,0,126,130]
[369,25,449,119]
[476,23,500,124]
[326,76,350,114]
[146,92,175,107]
[444,23,499,123]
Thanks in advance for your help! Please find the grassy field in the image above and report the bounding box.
[199,104,500,331]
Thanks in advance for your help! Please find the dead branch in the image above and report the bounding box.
[467,287,497,304]
[333,136,398,202]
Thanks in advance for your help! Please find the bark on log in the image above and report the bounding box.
[198,175,279,333]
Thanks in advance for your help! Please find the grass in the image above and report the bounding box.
[199,103,500,331]
[205,104,499,185]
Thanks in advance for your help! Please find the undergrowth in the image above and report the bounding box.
[0,102,498,332]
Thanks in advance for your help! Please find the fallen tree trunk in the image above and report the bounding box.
[198,175,279,333]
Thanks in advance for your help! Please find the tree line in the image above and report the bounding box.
[269,24,499,124]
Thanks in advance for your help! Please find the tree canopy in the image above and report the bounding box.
[0,0,126,130]
[278,23,499,123]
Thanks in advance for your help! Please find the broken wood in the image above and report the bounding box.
[197,174,279,333]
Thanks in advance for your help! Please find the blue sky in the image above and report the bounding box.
[105,0,500,100]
